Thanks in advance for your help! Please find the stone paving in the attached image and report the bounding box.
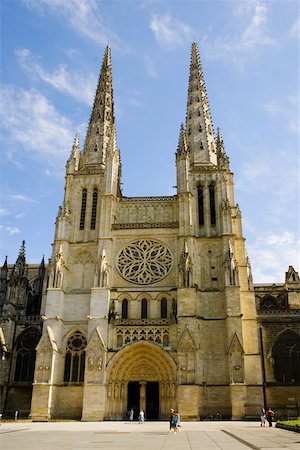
[1,420,299,450]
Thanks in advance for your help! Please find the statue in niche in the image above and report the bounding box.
[108,300,115,323]
[170,299,177,323]
[120,383,125,399]
[224,241,238,286]
[108,382,112,398]
[179,241,192,287]
[94,249,109,287]
[54,246,67,289]
[114,382,119,399]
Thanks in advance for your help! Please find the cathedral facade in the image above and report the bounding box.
[1,43,299,420]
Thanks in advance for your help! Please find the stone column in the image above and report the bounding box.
[139,381,146,413]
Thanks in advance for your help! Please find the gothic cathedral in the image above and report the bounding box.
[1,43,299,421]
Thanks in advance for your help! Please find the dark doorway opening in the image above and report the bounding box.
[146,382,159,420]
[127,382,140,420]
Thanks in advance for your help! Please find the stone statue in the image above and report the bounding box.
[179,241,192,287]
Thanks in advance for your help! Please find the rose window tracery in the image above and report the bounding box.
[117,239,172,284]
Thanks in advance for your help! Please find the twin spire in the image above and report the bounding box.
[69,42,227,171]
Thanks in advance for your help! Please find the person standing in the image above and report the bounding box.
[129,408,134,421]
[260,408,266,427]
[266,408,275,427]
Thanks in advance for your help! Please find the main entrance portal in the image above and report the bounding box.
[106,342,176,420]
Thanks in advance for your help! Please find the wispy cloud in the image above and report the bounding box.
[289,17,300,38]
[8,194,39,203]
[150,13,193,49]
[248,231,300,282]
[264,93,300,134]
[16,48,96,104]
[0,225,21,236]
[0,208,10,216]
[143,54,158,78]
[23,0,123,49]
[202,1,274,62]
[0,85,74,164]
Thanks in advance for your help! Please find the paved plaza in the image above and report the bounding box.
[1,420,299,450]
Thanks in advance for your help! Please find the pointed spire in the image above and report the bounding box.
[82,46,115,167]
[18,240,26,260]
[216,127,230,169]
[186,42,217,166]
[2,256,8,271]
[176,123,188,156]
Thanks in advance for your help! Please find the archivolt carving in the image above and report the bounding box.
[107,342,176,384]
[117,239,173,284]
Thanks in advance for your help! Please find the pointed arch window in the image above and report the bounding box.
[209,185,216,226]
[121,298,128,319]
[272,330,300,383]
[141,298,148,319]
[161,298,168,318]
[79,189,87,230]
[197,186,204,226]
[64,331,87,383]
[14,329,40,382]
[90,188,98,230]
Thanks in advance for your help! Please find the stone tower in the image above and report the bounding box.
[31,43,263,421]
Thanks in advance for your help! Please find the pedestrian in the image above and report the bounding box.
[168,408,174,432]
[266,408,275,427]
[139,409,144,423]
[129,408,134,421]
[171,410,180,434]
[260,408,266,426]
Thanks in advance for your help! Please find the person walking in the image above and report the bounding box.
[171,411,180,434]
[266,408,275,427]
[139,409,144,423]
[168,409,174,432]
[260,408,266,426]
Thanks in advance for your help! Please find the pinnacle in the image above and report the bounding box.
[19,240,26,259]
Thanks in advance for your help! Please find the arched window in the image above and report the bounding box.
[79,189,87,230]
[161,298,167,318]
[90,188,98,230]
[14,329,40,382]
[198,186,204,226]
[141,298,147,319]
[121,299,128,319]
[64,331,87,383]
[209,185,216,225]
[273,330,300,383]
[163,334,169,347]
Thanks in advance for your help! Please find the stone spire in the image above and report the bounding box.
[186,42,217,165]
[66,131,80,173]
[216,127,230,169]
[176,123,188,157]
[81,46,115,167]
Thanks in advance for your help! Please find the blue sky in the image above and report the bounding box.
[0,0,299,282]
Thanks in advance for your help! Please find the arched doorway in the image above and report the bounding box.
[106,342,176,420]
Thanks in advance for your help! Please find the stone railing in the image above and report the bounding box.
[112,317,175,326]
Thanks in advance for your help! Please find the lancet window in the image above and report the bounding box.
[141,298,148,319]
[90,188,98,230]
[197,186,204,226]
[63,331,87,383]
[161,298,167,318]
[79,189,87,230]
[209,184,216,225]
[121,298,128,319]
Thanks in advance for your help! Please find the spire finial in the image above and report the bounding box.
[19,240,26,259]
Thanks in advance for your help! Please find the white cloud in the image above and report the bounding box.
[150,13,193,49]
[0,85,74,164]
[263,93,300,134]
[16,48,96,104]
[289,17,300,38]
[248,231,300,283]
[23,0,122,49]
[0,208,10,216]
[15,213,25,219]
[8,194,39,203]
[0,225,21,236]
[202,1,274,62]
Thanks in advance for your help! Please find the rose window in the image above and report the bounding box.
[117,239,172,284]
